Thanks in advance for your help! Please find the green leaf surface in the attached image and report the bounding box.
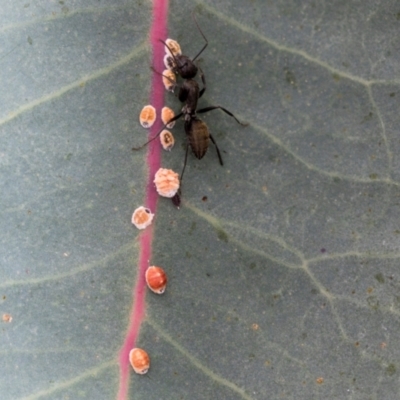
[2,1,400,399]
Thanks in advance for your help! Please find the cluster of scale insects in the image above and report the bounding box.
[134,12,247,206]
[130,13,248,377]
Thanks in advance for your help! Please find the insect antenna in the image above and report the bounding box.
[159,39,180,68]
[191,12,208,62]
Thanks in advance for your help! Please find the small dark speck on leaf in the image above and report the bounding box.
[390,92,396,97]
[369,173,378,180]
[320,248,326,253]
[268,154,280,163]
[375,273,385,284]
[216,228,228,243]
[396,12,400,20]
[27,36,33,45]
[332,73,341,81]
[202,196,207,202]
[361,112,373,123]
[333,177,341,183]
[386,364,396,376]
[249,263,256,269]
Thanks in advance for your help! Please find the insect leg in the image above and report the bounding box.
[132,112,182,150]
[198,67,206,98]
[180,141,190,182]
[196,105,248,126]
[209,134,223,166]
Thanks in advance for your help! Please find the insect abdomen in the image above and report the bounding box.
[186,119,210,159]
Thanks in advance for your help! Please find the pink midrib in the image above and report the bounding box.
[117,1,168,399]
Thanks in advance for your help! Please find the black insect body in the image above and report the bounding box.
[163,13,208,80]
[134,13,247,205]
[136,69,208,162]
[185,105,246,164]
[133,100,246,182]
[178,74,204,117]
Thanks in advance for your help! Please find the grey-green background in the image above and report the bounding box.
[1,1,400,399]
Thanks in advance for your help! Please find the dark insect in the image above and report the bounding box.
[134,13,247,206]
[133,80,246,168]
[179,106,247,179]
[163,13,208,80]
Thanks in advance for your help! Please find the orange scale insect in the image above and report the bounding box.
[139,105,156,128]
[129,348,150,374]
[164,38,181,56]
[160,130,175,151]
[153,168,180,198]
[131,206,154,230]
[162,69,176,92]
[145,266,168,294]
[161,106,175,129]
